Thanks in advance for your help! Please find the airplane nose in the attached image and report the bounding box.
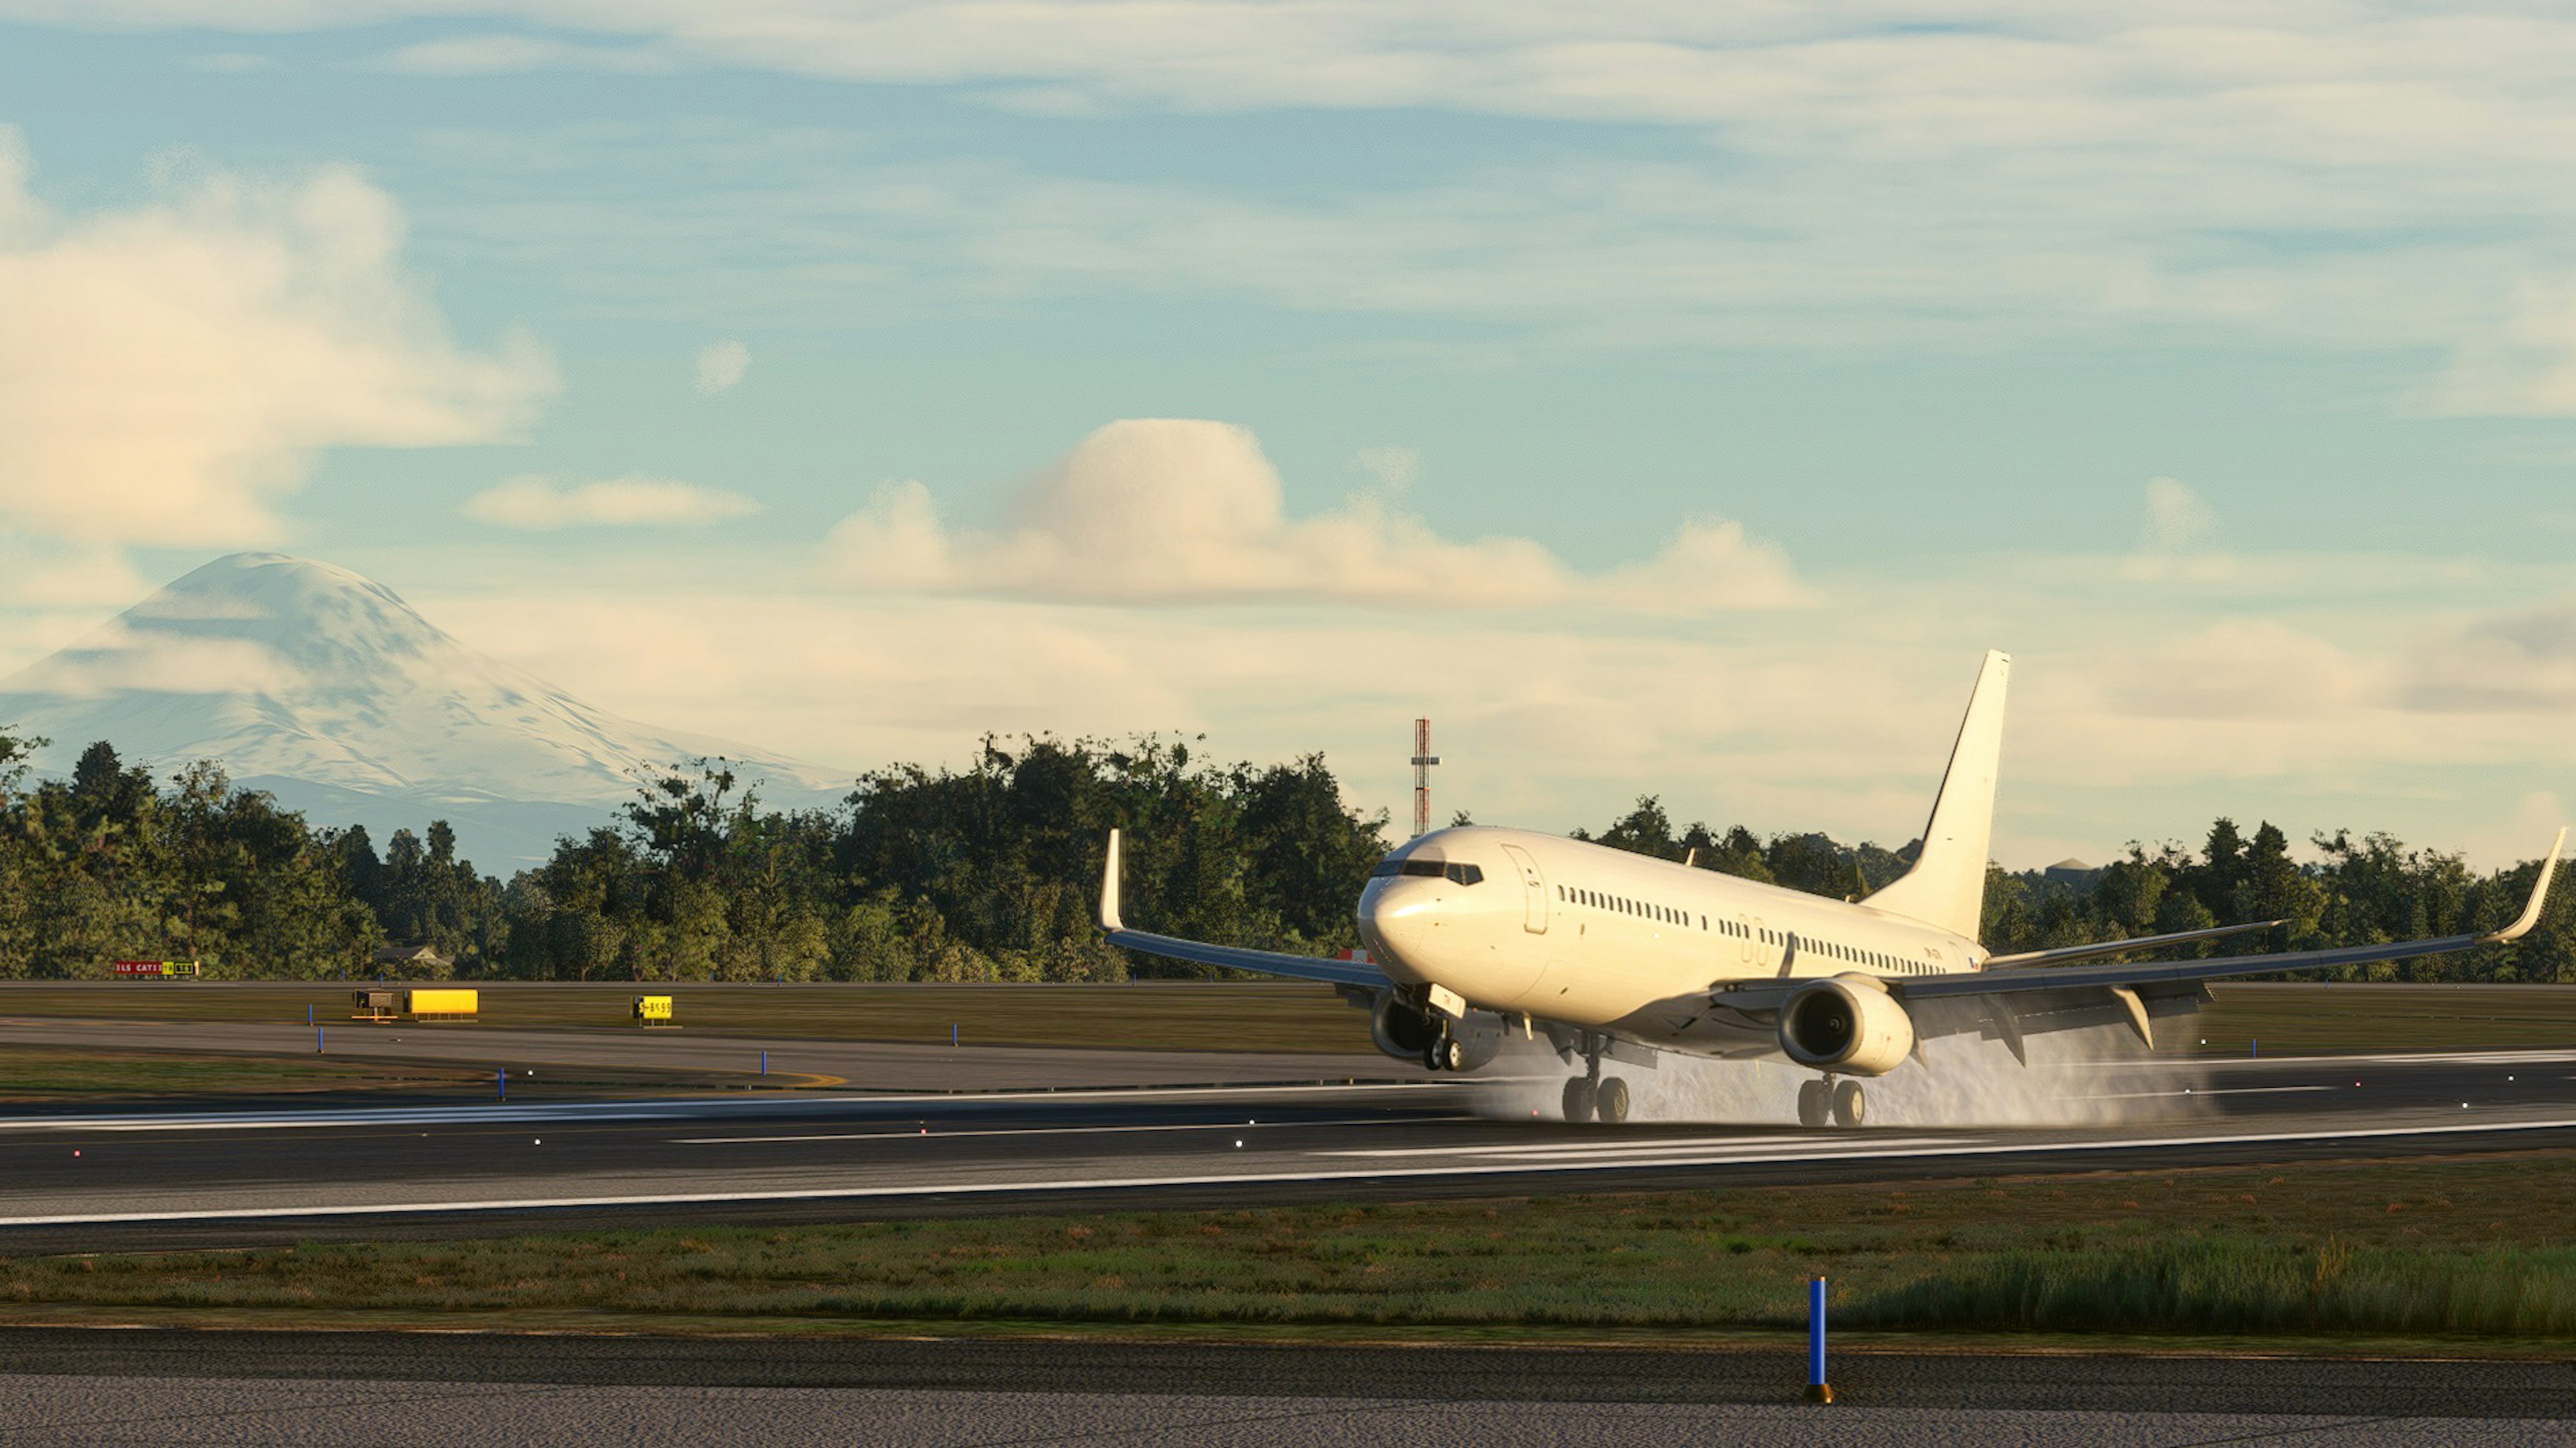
[1358,881,1438,983]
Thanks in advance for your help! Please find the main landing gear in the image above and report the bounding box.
[1797,1076,1867,1129]
[1561,1040,1629,1124]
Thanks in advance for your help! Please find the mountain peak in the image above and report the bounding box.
[0,554,843,866]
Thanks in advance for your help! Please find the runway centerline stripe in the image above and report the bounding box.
[673,1115,1481,1146]
[0,1080,1483,1136]
[7,1113,2576,1228]
[2070,1086,2332,1100]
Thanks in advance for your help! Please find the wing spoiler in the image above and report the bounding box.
[1096,828,1393,989]
[1983,917,2287,970]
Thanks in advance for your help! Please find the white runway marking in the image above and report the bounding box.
[1320,1134,1978,1162]
[2071,1085,2331,1100]
[674,1115,1479,1146]
[0,1080,1474,1135]
[7,1114,2576,1229]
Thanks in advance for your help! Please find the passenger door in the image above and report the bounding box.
[1500,843,1548,935]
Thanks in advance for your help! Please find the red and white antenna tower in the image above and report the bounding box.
[1410,718,1438,838]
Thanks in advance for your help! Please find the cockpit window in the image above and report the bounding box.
[1367,858,1483,885]
[1370,858,1450,879]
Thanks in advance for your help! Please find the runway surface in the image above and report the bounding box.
[2,1036,2573,1249]
[2,1330,2573,1446]
[0,1013,1424,1091]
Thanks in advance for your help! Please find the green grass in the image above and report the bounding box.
[0,1044,788,1101]
[2198,983,2576,1056]
[10,1153,2576,1347]
[0,1049,486,1099]
[0,981,1373,1052]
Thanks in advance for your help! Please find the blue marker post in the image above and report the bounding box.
[951,1023,959,1048]
[307,1003,313,1027]
[760,1050,767,1077]
[315,1026,323,1055]
[1805,1276,1833,1404]
[496,1068,506,1101]
[2252,1038,2259,1059]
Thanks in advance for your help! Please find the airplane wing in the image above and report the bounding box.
[1980,917,2286,970]
[1900,826,2561,1004]
[1095,829,1394,989]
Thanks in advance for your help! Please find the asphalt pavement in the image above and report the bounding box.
[2,1331,2573,1446]
[0,1036,2571,1249]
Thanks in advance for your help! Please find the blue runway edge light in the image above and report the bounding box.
[1805,1276,1833,1404]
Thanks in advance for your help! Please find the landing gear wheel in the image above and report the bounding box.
[1561,1077,1597,1123]
[1596,1076,1631,1124]
[1831,1079,1867,1129]
[1797,1079,1831,1128]
[1438,1037,1466,1072]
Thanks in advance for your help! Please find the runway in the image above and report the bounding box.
[2,1040,2572,1249]
[4,1330,2575,1446]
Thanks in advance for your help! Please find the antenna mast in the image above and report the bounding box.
[1410,718,1439,838]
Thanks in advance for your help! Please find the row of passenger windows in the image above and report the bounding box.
[1556,883,1694,926]
[1809,937,1933,974]
[1555,883,1935,975]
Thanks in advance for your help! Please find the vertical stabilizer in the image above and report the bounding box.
[1862,651,2010,941]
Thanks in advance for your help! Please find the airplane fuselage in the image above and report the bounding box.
[1357,826,1984,1060]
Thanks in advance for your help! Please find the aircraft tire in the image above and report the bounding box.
[1561,1077,1597,1123]
[1596,1076,1631,1124]
[1438,1037,1466,1072]
[1831,1079,1867,1129]
[1796,1079,1831,1129]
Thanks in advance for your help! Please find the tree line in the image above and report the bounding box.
[1570,795,2573,983]
[1,725,2567,983]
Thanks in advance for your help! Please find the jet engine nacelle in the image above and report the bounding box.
[1369,991,1506,1071]
[1779,977,1916,1076]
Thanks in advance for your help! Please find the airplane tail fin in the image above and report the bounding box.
[1862,651,2010,942]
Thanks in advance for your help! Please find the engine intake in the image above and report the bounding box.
[1368,991,1505,1071]
[1779,977,1916,1077]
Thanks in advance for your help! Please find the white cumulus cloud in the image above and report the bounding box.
[0,128,553,551]
[694,338,749,394]
[464,474,760,529]
[821,419,1809,612]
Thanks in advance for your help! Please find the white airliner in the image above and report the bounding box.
[1098,652,2565,1126]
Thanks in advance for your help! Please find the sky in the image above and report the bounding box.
[1,3,2573,868]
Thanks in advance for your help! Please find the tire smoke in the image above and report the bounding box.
[1469,1023,2214,1127]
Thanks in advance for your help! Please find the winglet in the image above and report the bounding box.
[1099,828,1125,933]
[2480,827,2567,944]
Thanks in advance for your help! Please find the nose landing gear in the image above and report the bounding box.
[1798,1076,1867,1128]
[1560,1039,1629,1123]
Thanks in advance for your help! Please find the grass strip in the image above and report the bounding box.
[7,1153,2575,1345]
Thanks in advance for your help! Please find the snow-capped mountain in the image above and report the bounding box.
[0,553,848,868]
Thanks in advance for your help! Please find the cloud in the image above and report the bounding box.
[2098,621,2386,720]
[693,338,749,394]
[2142,476,2219,551]
[0,128,553,551]
[2436,278,2576,416]
[381,33,670,75]
[2402,597,2576,710]
[464,474,760,529]
[821,419,1809,611]
[1,622,301,700]
[1352,445,1419,493]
